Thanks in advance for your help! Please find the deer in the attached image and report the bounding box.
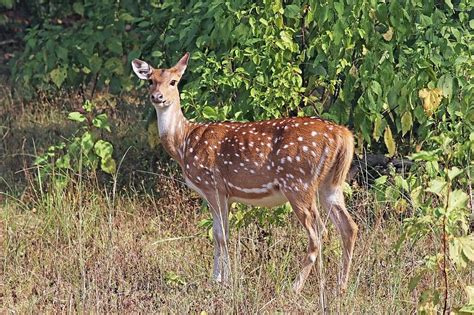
[131,53,358,293]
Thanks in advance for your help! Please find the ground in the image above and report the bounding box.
[0,84,469,313]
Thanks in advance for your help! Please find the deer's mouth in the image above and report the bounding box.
[153,99,172,108]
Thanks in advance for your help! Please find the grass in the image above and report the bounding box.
[0,86,471,313]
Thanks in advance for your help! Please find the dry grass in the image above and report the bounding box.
[1,88,470,313]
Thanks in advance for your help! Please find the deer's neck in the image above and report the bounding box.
[155,102,189,163]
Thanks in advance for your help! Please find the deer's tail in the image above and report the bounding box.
[331,128,354,186]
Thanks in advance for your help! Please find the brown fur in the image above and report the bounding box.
[131,53,358,293]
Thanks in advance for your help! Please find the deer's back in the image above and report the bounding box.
[181,117,353,201]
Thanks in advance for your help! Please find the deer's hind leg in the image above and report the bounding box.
[285,191,326,293]
[318,184,358,292]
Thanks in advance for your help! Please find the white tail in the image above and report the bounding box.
[131,53,358,293]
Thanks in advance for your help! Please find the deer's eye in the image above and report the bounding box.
[148,80,153,86]
[170,80,177,86]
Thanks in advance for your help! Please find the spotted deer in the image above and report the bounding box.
[131,53,358,293]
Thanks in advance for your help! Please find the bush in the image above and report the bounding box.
[11,0,473,154]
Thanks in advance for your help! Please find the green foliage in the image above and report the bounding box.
[35,100,116,187]
[0,0,15,9]
[370,81,473,310]
[12,0,474,155]
[198,203,293,240]
[9,0,474,308]
[384,100,473,311]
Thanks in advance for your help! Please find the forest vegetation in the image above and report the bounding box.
[1,0,473,312]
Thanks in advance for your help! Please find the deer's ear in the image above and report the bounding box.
[131,59,153,80]
[174,52,190,76]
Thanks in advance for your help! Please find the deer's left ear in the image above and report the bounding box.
[174,52,190,76]
[131,59,153,80]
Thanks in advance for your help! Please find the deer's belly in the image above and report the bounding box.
[185,175,287,207]
[230,190,288,207]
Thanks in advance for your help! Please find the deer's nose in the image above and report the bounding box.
[151,92,164,103]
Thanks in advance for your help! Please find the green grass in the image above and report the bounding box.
[0,89,470,313]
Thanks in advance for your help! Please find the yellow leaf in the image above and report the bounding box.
[395,198,408,214]
[384,126,396,157]
[147,120,160,149]
[349,64,358,77]
[373,115,383,141]
[362,45,368,56]
[418,88,443,116]
[418,301,437,315]
[401,111,412,136]
[383,26,393,41]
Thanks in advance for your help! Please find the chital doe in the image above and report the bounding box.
[132,53,358,292]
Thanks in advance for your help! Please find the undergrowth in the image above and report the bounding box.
[1,90,472,313]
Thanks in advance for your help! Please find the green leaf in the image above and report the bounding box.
[106,38,123,55]
[100,156,116,174]
[401,111,412,136]
[202,106,217,119]
[68,112,86,122]
[394,175,408,192]
[462,241,474,262]
[83,100,93,112]
[0,0,14,9]
[444,0,453,10]
[151,50,163,58]
[94,140,113,160]
[426,178,447,196]
[410,186,423,208]
[259,17,268,26]
[333,20,344,45]
[385,185,400,202]
[119,12,134,22]
[447,166,463,180]
[374,175,388,186]
[466,286,474,304]
[272,0,283,14]
[372,115,384,141]
[408,273,423,291]
[334,1,344,16]
[448,189,468,211]
[409,149,441,162]
[56,46,68,61]
[56,154,71,169]
[384,126,396,157]
[50,67,67,88]
[438,74,454,102]
[92,114,111,132]
[73,2,84,16]
[284,4,300,19]
[371,81,382,96]
[104,57,124,75]
[80,132,94,154]
[88,54,102,73]
[450,238,466,268]
[460,304,474,313]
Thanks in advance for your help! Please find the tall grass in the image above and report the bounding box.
[1,94,469,312]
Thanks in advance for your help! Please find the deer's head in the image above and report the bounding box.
[131,53,189,108]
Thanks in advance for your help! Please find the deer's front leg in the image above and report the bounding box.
[207,194,230,284]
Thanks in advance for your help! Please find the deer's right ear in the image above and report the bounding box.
[131,59,153,80]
